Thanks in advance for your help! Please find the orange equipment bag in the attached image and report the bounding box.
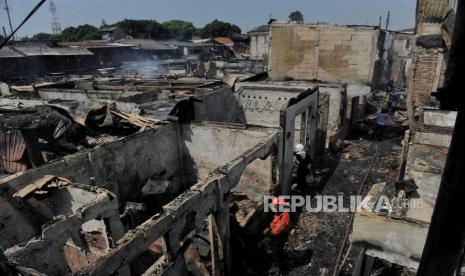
[270,212,290,236]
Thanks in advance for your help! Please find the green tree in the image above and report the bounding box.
[163,20,195,40]
[31,32,53,41]
[59,27,77,41]
[199,19,241,38]
[289,10,304,23]
[116,19,169,39]
[74,24,100,41]
[59,24,100,41]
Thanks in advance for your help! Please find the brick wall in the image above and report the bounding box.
[407,46,447,121]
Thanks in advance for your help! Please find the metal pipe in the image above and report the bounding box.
[418,1,465,274]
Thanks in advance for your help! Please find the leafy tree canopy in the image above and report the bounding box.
[30,33,53,41]
[289,10,304,23]
[116,19,169,40]
[26,18,243,42]
[59,24,100,41]
[163,20,195,40]
[199,19,241,38]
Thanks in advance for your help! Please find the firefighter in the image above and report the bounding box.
[263,196,291,271]
[292,144,315,193]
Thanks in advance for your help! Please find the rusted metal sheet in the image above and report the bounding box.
[223,74,237,88]
[0,130,28,173]
[212,37,234,46]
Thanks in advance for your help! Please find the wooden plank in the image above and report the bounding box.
[13,175,56,199]
[208,214,221,276]
[358,182,386,214]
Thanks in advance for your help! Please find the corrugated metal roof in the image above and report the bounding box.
[118,39,177,51]
[167,41,212,48]
[212,37,234,46]
[230,33,249,42]
[0,130,26,162]
[58,40,132,48]
[191,38,210,43]
[248,25,270,33]
[0,130,28,173]
[15,46,93,56]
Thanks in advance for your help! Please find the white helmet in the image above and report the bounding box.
[294,144,305,153]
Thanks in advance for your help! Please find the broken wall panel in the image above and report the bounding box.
[36,83,244,123]
[191,87,246,124]
[269,23,380,84]
[351,108,457,270]
[236,80,363,150]
[351,211,430,261]
[38,88,146,102]
[234,83,319,134]
[90,79,222,92]
[0,125,183,203]
[234,82,321,183]
[416,0,454,33]
[82,129,279,275]
[180,123,277,202]
[235,83,314,128]
[0,121,282,275]
[403,109,456,221]
[350,182,430,268]
[384,31,415,90]
[3,181,123,275]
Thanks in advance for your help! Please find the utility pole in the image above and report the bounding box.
[2,26,7,38]
[0,0,47,49]
[379,16,382,29]
[385,10,391,30]
[3,0,14,42]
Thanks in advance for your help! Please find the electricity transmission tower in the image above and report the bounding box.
[49,0,61,35]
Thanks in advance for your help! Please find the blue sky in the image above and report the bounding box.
[1,0,416,37]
